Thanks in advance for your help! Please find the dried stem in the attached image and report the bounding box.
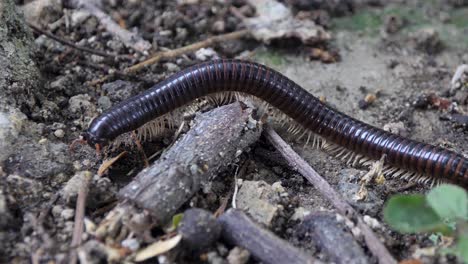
[69,171,93,264]
[28,23,121,59]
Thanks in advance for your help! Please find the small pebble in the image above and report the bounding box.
[97,96,112,110]
[61,208,75,220]
[211,20,225,33]
[121,238,140,251]
[227,247,250,264]
[363,215,381,229]
[178,208,221,252]
[358,93,377,109]
[54,129,65,138]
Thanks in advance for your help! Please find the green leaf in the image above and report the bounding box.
[384,194,450,234]
[427,184,468,221]
[172,213,184,229]
[457,234,468,264]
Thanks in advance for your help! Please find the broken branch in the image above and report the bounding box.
[117,102,262,225]
[218,209,316,264]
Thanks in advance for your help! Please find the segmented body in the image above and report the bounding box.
[86,59,468,185]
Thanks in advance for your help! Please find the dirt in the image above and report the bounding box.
[1,0,467,263]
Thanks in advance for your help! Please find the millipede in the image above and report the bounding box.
[80,59,468,187]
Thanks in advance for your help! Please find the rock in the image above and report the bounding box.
[102,80,141,102]
[363,215,381,229]
[212,20,225,33]
[54,129,65,138]
[121,238,140,251]
[206,251,226,264]
[235,180,280,226]
[409,28,444,54]
[80,240,112,263]
[195,48,219,61]
[290,207,311,221]
[6,140,71,179]
[97,96,112,110]
[244,0,330,45]
[51,205,64,219]
[337,169,384,216]
[60,208,75,220]
[384,15,404,34]
[0,188,16,229]
[0,108,27,163]
[175,27,188,41]
[19,0,63,25]
[6,174,44,204]
[383,121,408,137]
[1,0,42,111]
[60,171,93,204]
[338,182,383,216]
[227,247,250,264]
[218,40,246,57]
[178,208,221,252]
[164,62,180,72]
[68,94,94,115]
[70,9,91,27]
[295,212,369,264]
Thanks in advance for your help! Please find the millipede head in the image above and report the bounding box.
[80,131,109,150]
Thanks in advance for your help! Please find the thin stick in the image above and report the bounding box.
[124,29,249,74]
[88,29,249,85]
[264,126,397,264]
[28,23,117,59]
[69,171,93,264]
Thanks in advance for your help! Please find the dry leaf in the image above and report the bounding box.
[244,0,330,45]
[98,151,128,176]
[135,234,182,262]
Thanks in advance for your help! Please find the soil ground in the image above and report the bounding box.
[2,0,467,263]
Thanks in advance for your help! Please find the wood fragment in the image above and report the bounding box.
[218,209,317,264]
[296,212,369,264]
[97,151,127,176]
[263,126,397,264]
[117,103,262,225]
[69,171,93,264]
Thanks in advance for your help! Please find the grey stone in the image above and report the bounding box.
[97,96,112,110]
[235,180,280,226]
[102,80,140,102]
[7,140,71,179]
[0,108,27,163]
[178,208,221,252]
[227,247,250,264]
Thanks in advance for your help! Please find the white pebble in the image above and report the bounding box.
[54,129,65,138]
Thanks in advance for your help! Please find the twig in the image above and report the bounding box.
[69,0,151,53]
[69,171,93,264]
[124,29,249,74]
[218,209,316,264]
[28,23,119,59]
[297,212,369,264]
[88,29,249,85]
[116,103,262,225]
[263,126,397,264]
